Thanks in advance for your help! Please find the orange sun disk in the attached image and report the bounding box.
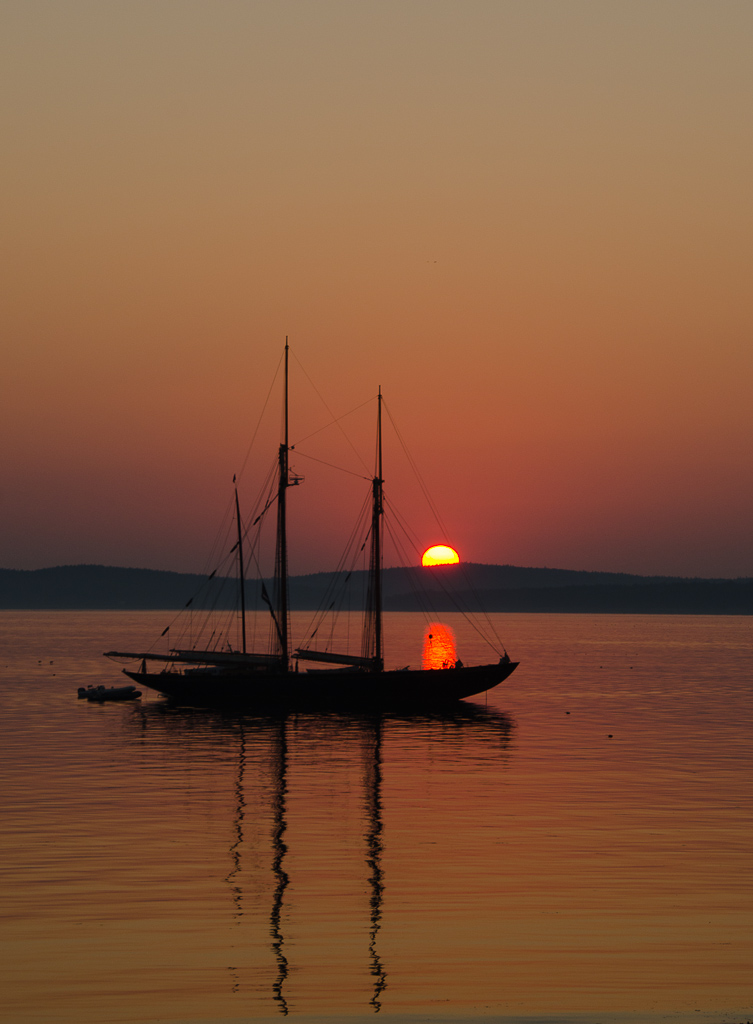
[421,545,460,567]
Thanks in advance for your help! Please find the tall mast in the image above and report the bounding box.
[234,479,246,654]
[363,387,384,671]
[274,339,290,669]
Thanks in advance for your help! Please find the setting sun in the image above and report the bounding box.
[421,545,460,567]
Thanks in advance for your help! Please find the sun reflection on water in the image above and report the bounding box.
[422,622,457,670]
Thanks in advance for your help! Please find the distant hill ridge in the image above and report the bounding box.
[1,563,751,613]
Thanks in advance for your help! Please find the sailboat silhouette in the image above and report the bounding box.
[106,342,518,709]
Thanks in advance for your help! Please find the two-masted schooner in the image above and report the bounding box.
[105,343,518,709]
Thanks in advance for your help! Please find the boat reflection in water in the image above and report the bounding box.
[269,716,289,1013]
[127,701,513,1016]
[364,717,386,1011]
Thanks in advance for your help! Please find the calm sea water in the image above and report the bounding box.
[1,611,751,1024]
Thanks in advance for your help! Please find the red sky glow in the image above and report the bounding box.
[2,1,752,578]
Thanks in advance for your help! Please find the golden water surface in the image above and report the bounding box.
[1,611,751,1024]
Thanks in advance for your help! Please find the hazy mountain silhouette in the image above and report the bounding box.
[1,563,751,613]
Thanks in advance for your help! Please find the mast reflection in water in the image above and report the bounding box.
[363,717,386,1010]
[225,721,245,940]
[127,702,512,1016]
[269,718,290,1014]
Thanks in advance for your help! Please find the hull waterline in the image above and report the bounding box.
[123,661,518,710]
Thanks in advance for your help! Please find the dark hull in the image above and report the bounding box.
[123,661,518,711]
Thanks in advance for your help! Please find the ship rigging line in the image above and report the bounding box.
[138,551,237,659]
[383,496,503,656]
[382,399,506,650]
[145,471,282,661]
[235,351,284,482]
[293,449,370,480]
[298,490,373,652]
[198,492,237,582]
[290,349,372,474]
[291,396,372,454]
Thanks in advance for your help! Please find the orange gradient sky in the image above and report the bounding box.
[2,1,752,577]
